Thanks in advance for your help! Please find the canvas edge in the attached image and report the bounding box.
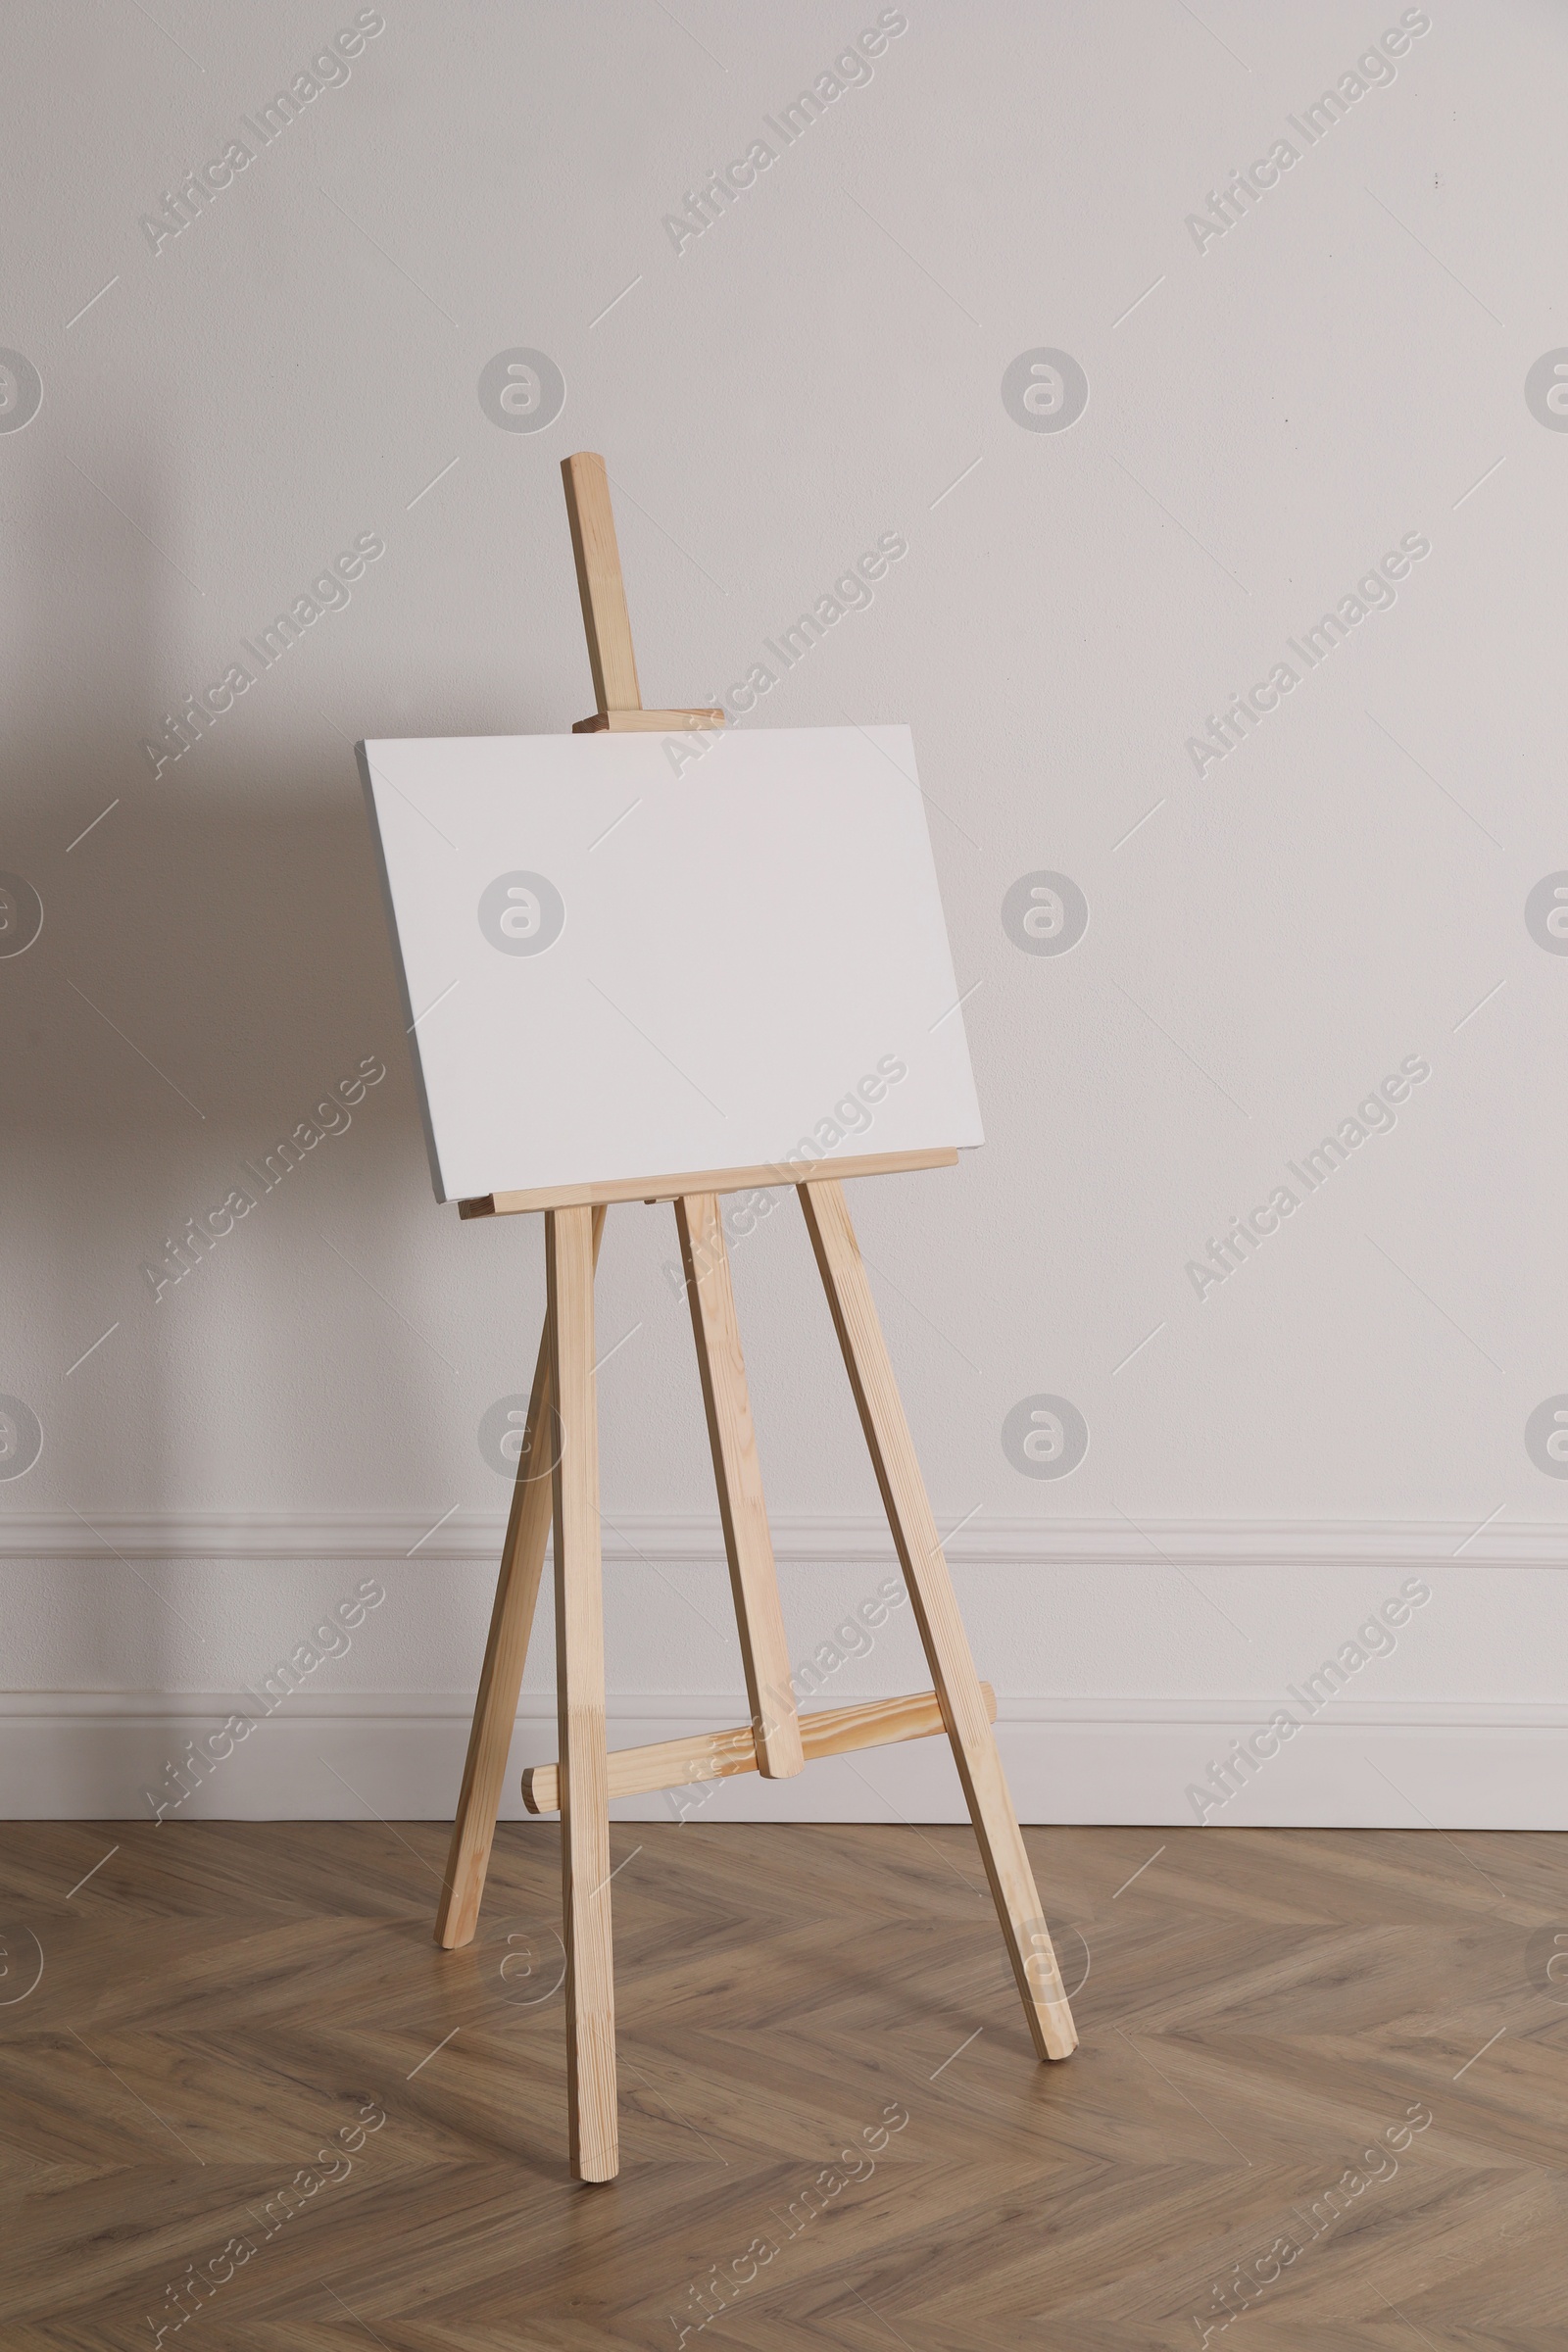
[354,741,451,1205]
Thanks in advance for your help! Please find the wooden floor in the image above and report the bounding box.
[2,1818,1566,2348]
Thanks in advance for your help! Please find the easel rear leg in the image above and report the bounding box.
[799,1179,1077,2061]
[676,1193,804,1779]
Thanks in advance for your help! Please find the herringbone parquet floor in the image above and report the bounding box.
[1,1818,1565,2348]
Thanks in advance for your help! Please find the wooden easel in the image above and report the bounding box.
[431,453,1078,2180]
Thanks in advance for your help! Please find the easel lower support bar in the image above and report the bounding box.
[520,1683,996,1815]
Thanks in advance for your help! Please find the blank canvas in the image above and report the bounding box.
[357,725,983,1203]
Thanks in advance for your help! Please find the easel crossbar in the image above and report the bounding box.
[520,1683,994,1815]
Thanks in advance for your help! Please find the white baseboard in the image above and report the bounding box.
[4,1513,1563,1827]
[0,1508,1564,1566]
[3,1690,1565,1829]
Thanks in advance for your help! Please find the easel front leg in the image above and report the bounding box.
[435,1206,606,1949]
[548,1204,618,2181]
[799,1180,1077,2063]
[676,1194,804,1778]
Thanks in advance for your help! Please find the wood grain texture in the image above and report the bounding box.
[456,1147,957,1219]
[547,1203,617,2181]
[434,1205,607,1950]
[571,709,725,732]
[3,1817,1560,2347]
[800,1177,1078,2064]
[521,1682,995,1814]
[561,451,642,716]
[676,1194,803,1781]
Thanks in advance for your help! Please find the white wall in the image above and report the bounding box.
[3,0,1565,1828]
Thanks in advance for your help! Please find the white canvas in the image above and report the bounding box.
[357,725,983,1202]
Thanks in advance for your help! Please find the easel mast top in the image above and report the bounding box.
[561,453,726,736]
[454,454,960,1220]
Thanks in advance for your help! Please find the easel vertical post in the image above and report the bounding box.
[548,1204,618,2180]
[434,1207,607,1950]
[562,452,641,719]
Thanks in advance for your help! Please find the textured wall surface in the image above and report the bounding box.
[2,0,1564,1824]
